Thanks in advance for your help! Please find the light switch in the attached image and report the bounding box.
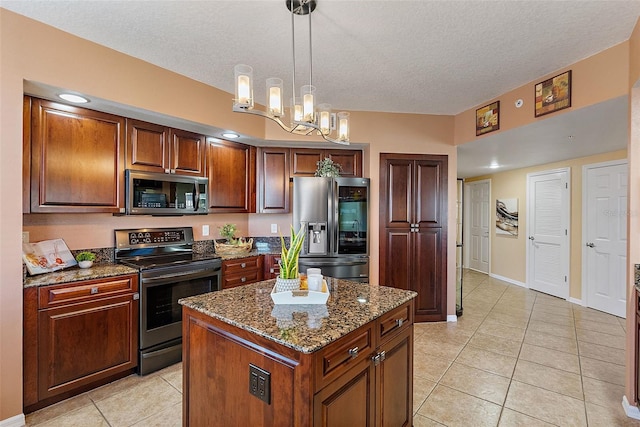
[270,224,278,234]
[202,225,210,236]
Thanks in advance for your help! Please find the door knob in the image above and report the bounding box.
[528,236,535,241]
[586,242,595,248]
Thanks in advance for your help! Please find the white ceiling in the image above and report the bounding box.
[2,0,638,177]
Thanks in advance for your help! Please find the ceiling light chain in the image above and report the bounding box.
[232,0,350,145]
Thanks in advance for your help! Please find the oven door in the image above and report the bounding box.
[139,261,220,351]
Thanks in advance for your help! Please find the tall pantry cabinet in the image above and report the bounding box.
[379,154,448,322]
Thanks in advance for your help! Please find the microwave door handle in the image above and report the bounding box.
[193,181,200,211]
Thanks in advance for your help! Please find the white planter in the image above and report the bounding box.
[275,277,300,293]
[78,260,93,269]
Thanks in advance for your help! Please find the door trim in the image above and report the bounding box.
[581,158,628,312]
[526,167,570,299]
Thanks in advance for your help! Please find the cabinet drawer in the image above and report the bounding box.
[314,323,373,391]
[222,270,262,289]
[222,256,262,275]
[377,302,412,343]
[39,275,138,309]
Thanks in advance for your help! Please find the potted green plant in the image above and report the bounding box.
[315,158,342,177]
[215,223,253,255]
[75,251,96,269]
[275,225,306,292]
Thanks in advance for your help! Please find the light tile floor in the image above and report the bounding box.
[25,270,640,426]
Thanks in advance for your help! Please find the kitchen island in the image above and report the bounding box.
[179,278,417,427]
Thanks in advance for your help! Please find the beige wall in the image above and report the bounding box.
[454,42,630,146]
[0,10,457,420]
[466,149,627,300]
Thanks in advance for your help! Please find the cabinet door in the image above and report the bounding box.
[263,254,281,279]
[126,119,170,173]
[313,358,375,427]
[290,148,323,176]
[413,228,447,321]
[258,148,290,213]
[380,229,412,291]
[327,150,362,178]
[170,128,206,176]
[38,293,138,399]
[376,328,413,427]
[30,99,125,213]
[415,159,447,227]
[379,158,413,229]
[207,140,256,213]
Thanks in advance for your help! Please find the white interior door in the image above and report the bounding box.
[583,160,628,317]
[467,180,490,273]
[527,169,570,299]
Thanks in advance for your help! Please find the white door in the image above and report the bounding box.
[583,161,628,317]
[527,169,570,299]
[467,180,490,273]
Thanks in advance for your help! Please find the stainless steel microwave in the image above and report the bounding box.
[125,170,208,215]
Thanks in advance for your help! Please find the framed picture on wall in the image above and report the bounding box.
[535,70,572,117]
[475,101,500,136]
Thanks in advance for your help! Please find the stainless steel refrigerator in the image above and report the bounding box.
[292,177,370,282]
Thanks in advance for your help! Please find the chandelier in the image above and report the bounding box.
[232,0,350,145]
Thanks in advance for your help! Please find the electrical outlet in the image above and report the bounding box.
[270,224,278,234]
[22,232,29,243]
[202,225,210,236]
[249,364,271,404]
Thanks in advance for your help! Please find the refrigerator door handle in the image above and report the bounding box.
[300,260,368,267]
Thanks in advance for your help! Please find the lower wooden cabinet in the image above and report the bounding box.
[263,254,281,279]
[221,255,264,289]
[23,275,139,412]
[182,299,413,426]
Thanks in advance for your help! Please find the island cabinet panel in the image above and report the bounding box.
[126,119,206,177]
[258,148,290,213]
[221,255,264,289]
[182,290,414,427]
[290,148,363,178]
[23,275,139,413]
[207,139,256,213]
[263,254,282,279]
[29,98,125,213]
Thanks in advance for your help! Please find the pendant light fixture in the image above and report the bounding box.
[232,0,350,145]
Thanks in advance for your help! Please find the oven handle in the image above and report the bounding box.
[142,268,220,286]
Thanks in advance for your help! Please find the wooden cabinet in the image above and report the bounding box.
[221,255,264,289]
[290,148,363,178]
[258,148,290,213]
[208,139,256,213]
[263,254,281,279]
[28,98,125,213]
[379,154,448,322]
[182,298,413,426]
[126,119,206,177]
[23,275,139,412]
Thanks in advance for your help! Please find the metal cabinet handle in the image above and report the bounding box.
[90,287,99,295]
[395,318,404,327]
[241,262,246,268]
[586,242,595,248]
[348,346,359,359]
[241,277,247,283]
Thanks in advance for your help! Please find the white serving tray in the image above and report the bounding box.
[271,280,329,304]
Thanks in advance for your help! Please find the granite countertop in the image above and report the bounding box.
[179,278,417,354]
[24,263,139,288]
[217,249,281,261]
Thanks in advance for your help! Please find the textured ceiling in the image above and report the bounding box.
[2,0,639,177]
[2,0,640,115]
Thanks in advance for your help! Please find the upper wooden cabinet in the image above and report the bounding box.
[28,98,125,213]
[126,119,205,177]
[258,148,290,213]
[207,139,256,213]
[290,148,363,177]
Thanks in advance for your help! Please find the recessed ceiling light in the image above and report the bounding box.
[222,132,240,139]
[58,93,89,103]
[489,163,500,169]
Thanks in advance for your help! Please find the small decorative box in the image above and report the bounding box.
[271,280,329,304]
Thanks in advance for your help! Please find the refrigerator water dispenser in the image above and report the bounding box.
[307,222,327,255]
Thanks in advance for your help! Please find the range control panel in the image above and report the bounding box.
[114,227,194,250]
[127,230,185,245]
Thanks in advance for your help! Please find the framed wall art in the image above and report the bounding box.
[534,70,571,117]
[496,198,518,236]
[475,101,500,136]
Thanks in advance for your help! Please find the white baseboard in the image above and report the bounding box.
[489,273,527,288]
[0,414,25,427]
[568,297,583,306]
[446,315,458,323]
[623,395,640,420]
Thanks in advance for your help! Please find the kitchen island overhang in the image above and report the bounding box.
[179,278,417,427]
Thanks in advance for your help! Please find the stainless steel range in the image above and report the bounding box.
[114,227,221,375]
